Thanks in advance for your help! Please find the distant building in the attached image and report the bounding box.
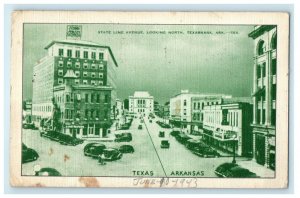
[23,100,32,123]
[249,25,277,169]
[202,99,253,156]
[129,91,154,117]
[31,38,118,139]
[169,90,231,134]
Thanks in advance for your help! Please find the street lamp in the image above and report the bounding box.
[232,134,237,164]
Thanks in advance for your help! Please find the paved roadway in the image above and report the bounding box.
[22,116,274,177]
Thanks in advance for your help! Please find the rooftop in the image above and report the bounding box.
[44,39,118,67]
[132,91,153,98]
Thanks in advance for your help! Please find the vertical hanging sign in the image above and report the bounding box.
[66,25,82,40]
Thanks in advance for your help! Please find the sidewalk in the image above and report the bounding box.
[237,158,275,178]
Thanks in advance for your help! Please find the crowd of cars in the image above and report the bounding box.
[170,130,220,158]
[83,141,135,163]
[40,130,84,146]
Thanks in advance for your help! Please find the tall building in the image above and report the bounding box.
[202,98,253,156]
[129,91,154,117]
[169,90,231,134]
[248,25,277,169]
[31,38,118,139]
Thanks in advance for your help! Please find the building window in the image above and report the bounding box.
[85,109,88,118]
[67,49,72,57]
[58,78,63,84]
[271,109,276,126]
[75,50,80,58]
[272,84,276,100]
[58,69,63,76]
[58,61,63,67]
[83,63,88,69]
[99,73,103,78]
[257,109,261,124]
[91,72,95,78]
[58,49,64,56]
[262,63,266,78]
[104,94,109,103]
[91,80,96,85]
[96,94,100,103]
[83,51,88,59]
[91,93,94,103]
[85,94,89,102]
[262,109,266,124]
[83,80,88,85]
[99,64,104,70]
[91,64,96,69]
[75,62,80,68]
[91,52,96,59]
[256,65,261,79]
[272,59,277,75]
[83,72,88,77]
[271,33,277,50]
[193,103,196,110]
[183,100,187,106]
[67,61,72,67]
[257,40,266,56]
[99,52,104,60]
[75,71,80,77]
[66,94,70,102]
[75,79,80,84]
[99,81,103,85]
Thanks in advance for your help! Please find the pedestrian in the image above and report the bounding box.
[98,154,105,165]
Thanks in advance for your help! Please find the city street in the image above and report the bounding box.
[22,116,274,178]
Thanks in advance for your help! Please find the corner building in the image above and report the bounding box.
[32,40,118,139]
[249,25,277,169]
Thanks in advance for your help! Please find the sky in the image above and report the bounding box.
[23,24,254,104]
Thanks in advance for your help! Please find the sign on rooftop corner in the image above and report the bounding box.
[10,11,289,189]
[66,25,82,40]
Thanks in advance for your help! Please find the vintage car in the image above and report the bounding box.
[160,140,170,149]
[118,145,135,153]
[84,144,106,158]
[100,148,123,161]
[214,163,259,178]
[22,143,39,163]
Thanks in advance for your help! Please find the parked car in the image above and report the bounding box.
[100,148,123,161]
[159,131,165,138]
[59,134,83,146]
[84,142,102,152]
[120,123,130,130]
[22,123,37,130]
[119,145,135,153]
[191,146,220,158]
[35,167,62,176]
[138,124,143,130]
[160,140,170,149]
[185,139,207,150]
[115,133,132,142]
[84,144,106,158]
[175,133,192,144]
[215,163,259,178]
[22,143,39,163]
[156,121,171,128]
[149,119,152,123]
[170,130,180,137]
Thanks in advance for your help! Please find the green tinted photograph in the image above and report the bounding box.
[21,23,277,179]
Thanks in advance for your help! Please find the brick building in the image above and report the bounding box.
[31,39,118,139]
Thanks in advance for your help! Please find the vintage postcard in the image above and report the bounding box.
[10,11,289,188]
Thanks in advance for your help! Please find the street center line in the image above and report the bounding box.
[142,118,168,178]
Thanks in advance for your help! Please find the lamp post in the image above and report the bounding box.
[232,134,237,164]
